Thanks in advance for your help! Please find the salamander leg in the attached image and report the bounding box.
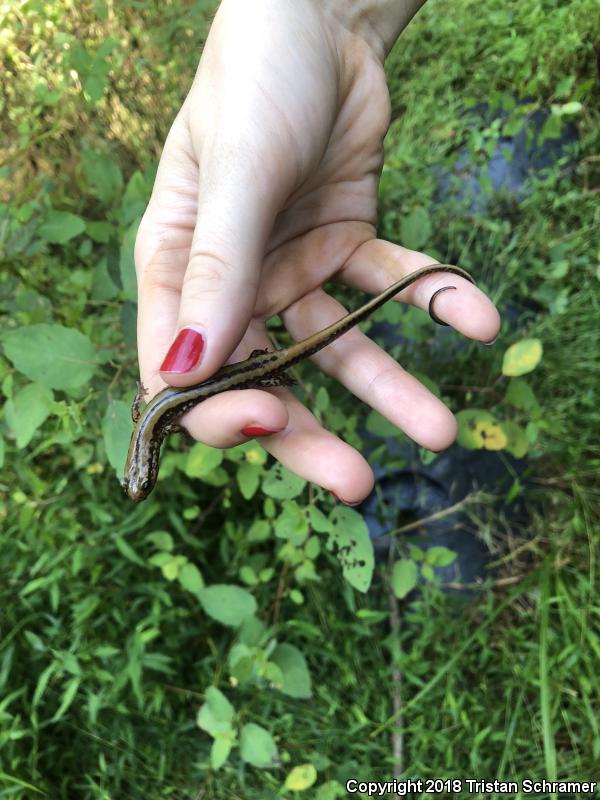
[131,381,149,423]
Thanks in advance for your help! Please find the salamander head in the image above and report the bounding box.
[120,460,154,502]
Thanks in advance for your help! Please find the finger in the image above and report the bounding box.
[282,287,457,452]
[182,382,375,503]
[341,238,501,343]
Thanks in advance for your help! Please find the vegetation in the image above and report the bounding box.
[1,0,599,797]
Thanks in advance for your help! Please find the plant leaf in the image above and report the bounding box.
[198,584,257,627]
[3,324,96,389]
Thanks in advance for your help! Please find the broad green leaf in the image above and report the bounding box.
[392,559,418,599]
[102,400,132,474]
[177,562,204,593]
[400,207,432,250]
[83,73,105,103]
[315,386,329,411]
[198,584,257,627]
[456,409,507,451]
[185,442,223,479]
[270,643,312,699]
[505,377,540,416]
[284,764,317,791]
[237,461,261,499]
[502,338,543,377]
[211,736,234,770]
[425,546,457,567]
[274,501,309,545]
[239,723,278,768]
[4,382,53,447]
[366,409,403,438]
[146,531,174,551]
[86,221,113,243]
[304,536,320,560]
[315,781,346,800]
[81,148,123,203]
[197,686,235,737]
[2,324,96,389]
[0,434,4,468]
[121,171,150,224]
[307,504,332,533]
[327,507,374,592]
[262,462,306,499]
[551,101,582,116]
[38,211,86,244]
[500,421,529,459]
[238,615,265,647]
[247,519,271,542]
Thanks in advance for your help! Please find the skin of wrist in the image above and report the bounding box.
[310,0,428,60]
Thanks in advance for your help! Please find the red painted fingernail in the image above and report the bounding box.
[160,328,205,373]
[241,425,280,437]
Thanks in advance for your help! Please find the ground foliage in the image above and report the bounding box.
[1,0,599,797]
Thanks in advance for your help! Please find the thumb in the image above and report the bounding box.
[157,158,278,387]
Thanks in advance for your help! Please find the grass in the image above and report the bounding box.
[1,0,599,797]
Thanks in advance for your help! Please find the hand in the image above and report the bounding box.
[133,0,500,504]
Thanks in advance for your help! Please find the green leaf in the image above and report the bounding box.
[86,221,113,243]
[185,442,223,479]
[211,736,234,770]
[315,780,346,800]
[177,562,204,593]
[50,677,80,722]
[146,531,174,551]
[197,686,235,737]
[425,546,457,567]
[81,148,123,203]
[284,764,318,791]
[502,339,543,377]
[274,501,309,545]
[239,723,278,768]
[0,435,5,469]
[500,421,529,459]
[198,584,257,627]
[327,507,374,592]
[551,101,583,116]
[4,382,53,447]
[400,207,432,250]
[315,386,329,411]
[38,211,86,244]
[505,377,540,416]
[83,72,105,103]
[102,400,132,474]
[391,559,418,599]
[2,324,96,389]
[237,461,260,500]
[262,462,306,499]
[456,409,507,451]
[114,536,145,567]
[365,409,403,438]
[270,643,312,699]
[307,504,332,533]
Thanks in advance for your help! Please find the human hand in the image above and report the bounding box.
[133,0,500,504]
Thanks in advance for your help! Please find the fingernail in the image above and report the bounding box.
[160,328,205,373]
[329,491,361,507]
[483,335,498,346]
[241,425,281,437]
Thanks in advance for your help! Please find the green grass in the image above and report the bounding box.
[1,0,599,797]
